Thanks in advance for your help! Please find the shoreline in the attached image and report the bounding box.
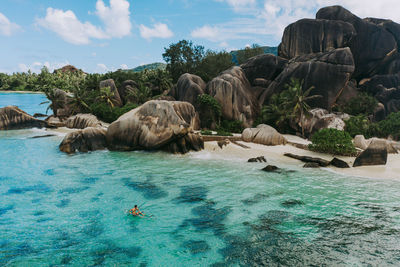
[198,138,400,180]
[0,90,44,94]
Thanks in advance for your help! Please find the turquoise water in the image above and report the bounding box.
[1,94,400,266]
[0,92,48,115]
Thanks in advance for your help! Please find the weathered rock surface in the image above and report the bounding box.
[262,165,279,172]
[0,106,48,130]
[303,162,320,168]
[266,48,355,109]
[354,135,369,150]
[169,73,206,107]
[330,157,350,168]
[242,124,287,146]
[353,138,388,167]
[106,100,204,153]
[316,6,398,79]
[279,18,356,59]
[284,153,331,167]
[248,156,267,163]
[217,139,230,149]
[51,88,71,118]
[206,67,259,127]
[45,116,66,128]
[119,80,138,104]
[99,79,123,107]
[240,54,287,86]
[59,127,107,154]
[301,108,347,136]
[65,114,103,129]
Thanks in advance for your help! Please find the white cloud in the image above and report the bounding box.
[36,0,131,45]
[120,64,128,69]
[191,25,219,40]
[96,63,109,73]
[139,23,174,40]
[0,12,20,36]
[215,0,256,11]
[18,61,70,73]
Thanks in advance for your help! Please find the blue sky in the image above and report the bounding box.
[0,0,399,73]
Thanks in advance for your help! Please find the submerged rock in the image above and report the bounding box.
[0,106,48,130]
[242,124,287,146]
[262,165,279,172]
[248,156,267,163]
[59,127,107,154]
[106,100,204,154]
[353,138,388,167]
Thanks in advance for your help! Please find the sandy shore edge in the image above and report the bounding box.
[198,137,400,180]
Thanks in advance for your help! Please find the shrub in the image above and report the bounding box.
[216,130,233,136]
[218,119,244,134]
[200,130,213,135]
[377,111,400,139]
[344,115,373,138]
[90,102,138,123]
[340,93,378,116]
[197,94,221,128]
[309,128,356,156]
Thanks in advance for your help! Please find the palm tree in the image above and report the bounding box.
[41,88,67,117]
[98,86,116,108]
[285,79,322,138]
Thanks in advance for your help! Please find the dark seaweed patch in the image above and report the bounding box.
[0,205,14,216]
[83,220,104,237]
[90,241,141,265]
[121,178,168,199]
[91,197,99,202]
[79,210,101,219]
[174,185,208,203]
[37,217,53,223]
[6,183,52,195]
[33,210,45,216]
[58,186,90,194]
[44,169,55,176]
[241,193,270,205]
[55,199,71,208]
[182,240,210,254]
[281,199,305,208]
[81,177,99,184]
[61,255,73,265]
[53,231,80,249]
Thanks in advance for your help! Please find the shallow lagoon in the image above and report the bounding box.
[1,94,400,266]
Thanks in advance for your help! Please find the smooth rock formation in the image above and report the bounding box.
[99,79,123,107]
[0,106,48,130]
[240,54,287,86]
[262,165,279,172]
[330,157,350,168]
[206,67,259,127]
[316,6,397,79]
[59,127,107,154]
[284,153,331,167]
[279,18,356,59]
[106,100,204,154]
[353,138,388,167]
[45,116,66,128]
[169,73,206,107]
[65,114,103,129]
[266,48,355,109]
[354,135,369,150]
[301,108,346,136]
[51,89,71,118]
[242,124,287,146]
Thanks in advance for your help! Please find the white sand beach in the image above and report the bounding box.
[201,135,400,180]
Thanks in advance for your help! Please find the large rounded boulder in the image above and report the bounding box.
[0,106,48,130]
[106,100,203,153]
[169,73,206,107]
[242,124,287,146]
[279,18,356,59]
[65,114,103,129]
[59,127,107,154]
[353,138,388,167]
[265,48,355,109]
[206,66,259,127]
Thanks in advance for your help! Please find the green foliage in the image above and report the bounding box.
[196,51,235,82]
[216,130,233,136]
[309,128,356,156]
[218,119,244,134]
[90,102,138,123]
[197,94,222,128]
[340,93,378,116]
[376,111,400,139]
[344,115,373,138]
[200,130,213,135]
[236,44,264,65]
[130,62,166,72]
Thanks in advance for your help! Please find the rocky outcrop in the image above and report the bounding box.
[330,157,350,168]
[301,108,347,136]
[284,153,331,167]
[353,138,388,167]
[106,100,203,153]
[119,80,138,104]
[0,106,48,130]
[279,18,356,59]
[59,127,107,154]
[65,114,103,129]
[242,124,287,146]
[240,54,287,86]
[248,156,267,163]
[316,6,398,79]
[99,79,123,107]
[51,88,72,118]
[206,67,259,127]
[266,48,355,109]
[354,135,369,150]
[169,73,206,107]
[262,165,279,172]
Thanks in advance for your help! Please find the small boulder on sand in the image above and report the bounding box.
[242,124,287,146]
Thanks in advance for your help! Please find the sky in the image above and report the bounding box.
[0,0,399,74]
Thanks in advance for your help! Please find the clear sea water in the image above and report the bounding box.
[1,93,400,266]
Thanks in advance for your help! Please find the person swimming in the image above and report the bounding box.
[129,205,145,217]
